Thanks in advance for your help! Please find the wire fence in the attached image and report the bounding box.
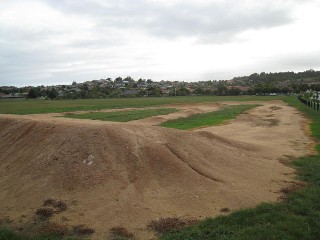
[298,96,320,111]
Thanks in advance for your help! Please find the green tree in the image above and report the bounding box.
[27,87,39,99]
[147,86,162,96]
[48,88,58,99]
[217,83,227,95]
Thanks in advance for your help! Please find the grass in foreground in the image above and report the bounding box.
[161,104,259,130]
[0,227,71,240]
[159,96,320,240]
[63,108,177,122]
[0,95,283,115]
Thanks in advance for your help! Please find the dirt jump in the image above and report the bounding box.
[0,100,315,239]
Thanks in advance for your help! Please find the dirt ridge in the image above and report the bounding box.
[0,101,315,239]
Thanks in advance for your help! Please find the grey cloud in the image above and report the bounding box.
[0,38,153,86]
[1,0,319,86]
[145,3,293,42]
[275,52,320,70]
[44,0,294,43]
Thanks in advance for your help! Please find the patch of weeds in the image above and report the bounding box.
[220,208,231,213]
[0,226,71,240]
[35,208,54,221]
[147,217,198,234]
[43,199,68,213]
[279,182,306,197]
[0,217,13,225]
[73,224,95,236]
[278,155,295,166]
[38,222,69,237]
[109,226,134,239]
[0,228,22,240]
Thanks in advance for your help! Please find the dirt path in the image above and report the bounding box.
[0,101,315,239]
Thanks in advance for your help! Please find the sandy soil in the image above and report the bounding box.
[0,100,315,239]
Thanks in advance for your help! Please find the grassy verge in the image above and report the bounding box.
[63,108,177,122]
[285,97,320,153]
[160,104,259,130]
[159,96,320,240]
[0,96,283,114]
[0,227,70,240]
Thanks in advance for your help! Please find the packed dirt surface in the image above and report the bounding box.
[0,101,315,239]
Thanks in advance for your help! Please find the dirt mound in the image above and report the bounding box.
[0,102,314,239]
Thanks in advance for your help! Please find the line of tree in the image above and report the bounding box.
[27,87,58,99]
[3,69,319,100]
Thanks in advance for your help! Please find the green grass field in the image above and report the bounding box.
[159,97,320,240]
[0,95,283,114]
[63,108,177,122]
[161,104,259,130]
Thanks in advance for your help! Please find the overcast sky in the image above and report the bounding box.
[1,0,320,86]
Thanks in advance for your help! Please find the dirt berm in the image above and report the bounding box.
[0,102,314,239]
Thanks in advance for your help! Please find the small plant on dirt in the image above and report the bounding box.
[73,224,95,236]
[35,208,54,221]
[147,217,198,234]
[279,183,306,200]
[109,226,134,239]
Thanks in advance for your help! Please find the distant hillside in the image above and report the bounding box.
[230,69,320,94]
[1,69,320,99]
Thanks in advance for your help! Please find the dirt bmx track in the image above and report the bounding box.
[0,100,315,239]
